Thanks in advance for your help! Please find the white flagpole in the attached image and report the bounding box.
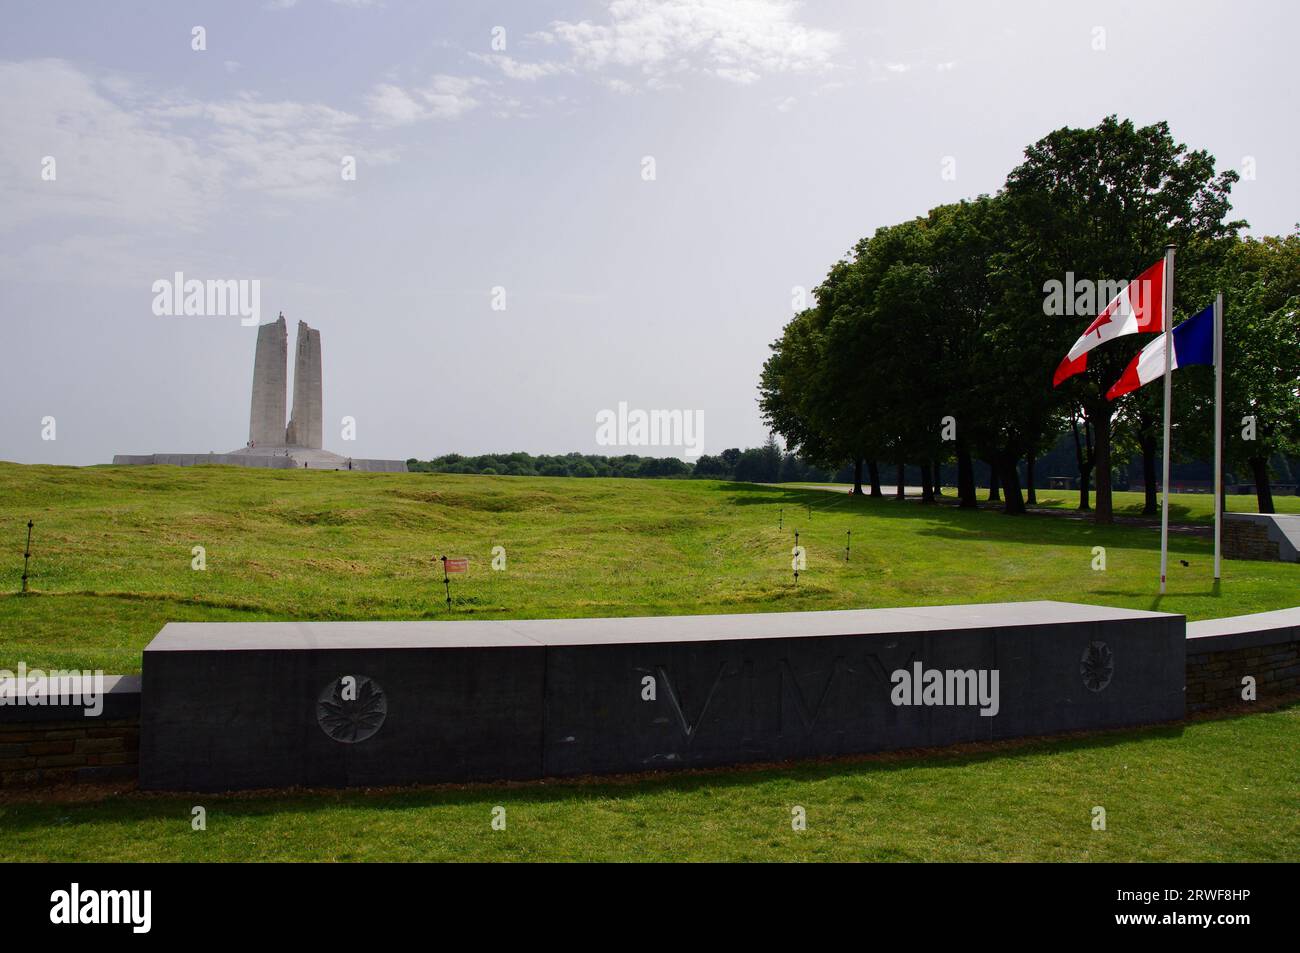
[1214,291,1223,581]
[1159,244,1176,594]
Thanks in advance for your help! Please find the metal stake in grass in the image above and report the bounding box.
[779,507,783,530]
[845,529,851,562]
[21,520,33,594]
[793,529,800,587]
[439,555,452,611]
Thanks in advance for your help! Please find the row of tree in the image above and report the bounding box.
[406,438,1298,490]
[405,442,833,482]
[760,116,1300,518]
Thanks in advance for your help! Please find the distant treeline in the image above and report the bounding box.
[408,435,1299,491]
[406,439,835,482]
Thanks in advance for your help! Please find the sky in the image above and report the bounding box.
[1,0,1295,466]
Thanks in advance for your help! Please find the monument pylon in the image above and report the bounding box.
[113,312,405,471]
[285,320,323,449]
[248,314,287,448]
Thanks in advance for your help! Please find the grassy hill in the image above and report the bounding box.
[1,461,1296,673]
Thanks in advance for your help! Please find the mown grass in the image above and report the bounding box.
[0,463,1295,862]
[1,704,1295,862]
[0,463,1297,673]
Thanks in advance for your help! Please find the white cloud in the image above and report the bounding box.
[0,59,223,230]
[130,90,371,200]
[365,83,426,124]
[508,0,840,91]
[188,97,381,198]
[469,53,573,82]
[714,66,761,85]
[366,75,485,124]
[0,59,396,236]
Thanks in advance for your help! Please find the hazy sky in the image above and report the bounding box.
[1,0,1295,465]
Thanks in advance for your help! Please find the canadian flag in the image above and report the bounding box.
[1052,259,1166,387]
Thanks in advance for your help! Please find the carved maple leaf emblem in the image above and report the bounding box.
[317,676,388,743]
[1080,642,1114,693]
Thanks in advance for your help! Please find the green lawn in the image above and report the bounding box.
[1,704,1295,861]
[1,462,1297,673]
[1,462,1296,862]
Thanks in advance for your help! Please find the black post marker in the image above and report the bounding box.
[793,529,800,586]
[779,508,783,530]
[21,520,33,594]
[846,529,851,562]
[440,555,452,611]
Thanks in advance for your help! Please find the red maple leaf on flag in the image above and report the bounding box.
[1083,302,1117,339]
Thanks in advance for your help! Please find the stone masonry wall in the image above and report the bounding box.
[0,719,139,787]
[1185,640,1300,712]
[1223,519,1280,561]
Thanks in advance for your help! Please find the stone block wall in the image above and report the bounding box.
[0,675,141,787]
[0,719,139,786]
[1224,518,1281,561]
[1185,609,1300,712]
[1185,643,1300,711]
[1223,513,1300,562]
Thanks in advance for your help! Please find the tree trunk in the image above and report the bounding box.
[868,461,882,498]
[957,444,977,508]
[920,462,935,503]
[851,458,864,496]
[895,463,905,500]
[1026,454,1037,505]
[999,454,1025,515]
[987,462,1001,503]
[1072,413,1092,511]
[1093,402,1114,523]
[1250,456,1275,513]
[1141,433,1158,516]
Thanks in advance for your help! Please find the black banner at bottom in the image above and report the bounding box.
[9,862,1281,939]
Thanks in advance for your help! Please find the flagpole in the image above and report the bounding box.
[1213,291,1223,581]
[1159,244,1175,594]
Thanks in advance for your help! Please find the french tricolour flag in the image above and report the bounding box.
[1106,303,1214,400]
[1053,259,1166,386]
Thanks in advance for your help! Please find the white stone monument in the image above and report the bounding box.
[113,316,406,472]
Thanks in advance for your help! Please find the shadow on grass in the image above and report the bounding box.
[713,483,1207,553]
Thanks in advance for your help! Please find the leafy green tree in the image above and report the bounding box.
[759,308,856,486]
[692,454,729,478]
[1174,232,1300,512]
[815,221,934,496]
[1001,116,1242,522]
